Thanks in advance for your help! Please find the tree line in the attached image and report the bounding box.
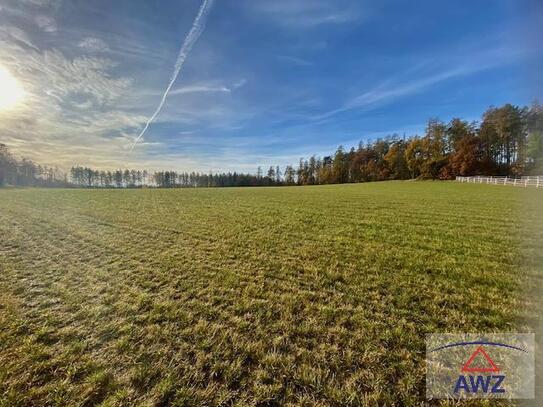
[1,102,542,188]
[0,144,69,187]
[68,167,284,188]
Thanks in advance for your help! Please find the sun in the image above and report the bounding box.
[0,66,25,110]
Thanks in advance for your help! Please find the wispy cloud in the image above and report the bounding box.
[314,69,470,120]
[20,0,61,8]
[0,25,39,50]
[313,44,532,121]
[170,78,246,95]
[0,23,147,169]
[79,37,110,53]
[276,55,313,66]
[245,0,367,28]
[171,83,230,95]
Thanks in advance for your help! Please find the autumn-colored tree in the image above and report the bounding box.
[448,135,483,176]
[318,156,333,184]
[384,139,409,179]
[332,146,348,184]
[405,137,425,179]
[420,119,449,179]
[447,118,477,152]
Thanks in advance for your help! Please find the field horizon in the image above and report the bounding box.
[1,181,542,405]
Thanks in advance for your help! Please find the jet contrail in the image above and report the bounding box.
[129,0,215,152]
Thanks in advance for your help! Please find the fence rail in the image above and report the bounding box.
[456,175,543,188]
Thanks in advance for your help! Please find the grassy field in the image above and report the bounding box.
[0,182,541,406]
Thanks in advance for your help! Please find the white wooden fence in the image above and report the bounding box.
[456,175,543,188]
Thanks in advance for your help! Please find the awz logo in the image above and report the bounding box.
[454,345,505,394]
[426,334,534,399]
[429,340,528,396]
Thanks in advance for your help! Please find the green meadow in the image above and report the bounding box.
[0,182,541,406]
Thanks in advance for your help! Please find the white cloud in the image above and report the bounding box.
[246,0,366,28]
[171,84,231,95]
[20,0,62,10]
[276,55,313,66]
[79,37,110,53]
[169,78,246,95]
[232,79,247,89]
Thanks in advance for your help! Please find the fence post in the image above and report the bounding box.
[525,178,528,187]
[514,178,517,186]
[504,177,507,185]
[538,176,540,188]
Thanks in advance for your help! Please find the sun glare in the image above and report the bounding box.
[0,66,25,110]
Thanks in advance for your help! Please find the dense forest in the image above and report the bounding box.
[1,102,542,188]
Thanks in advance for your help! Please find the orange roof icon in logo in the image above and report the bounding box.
[461,345,500,373]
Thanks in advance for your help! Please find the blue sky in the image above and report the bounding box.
[0,0,541,172]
